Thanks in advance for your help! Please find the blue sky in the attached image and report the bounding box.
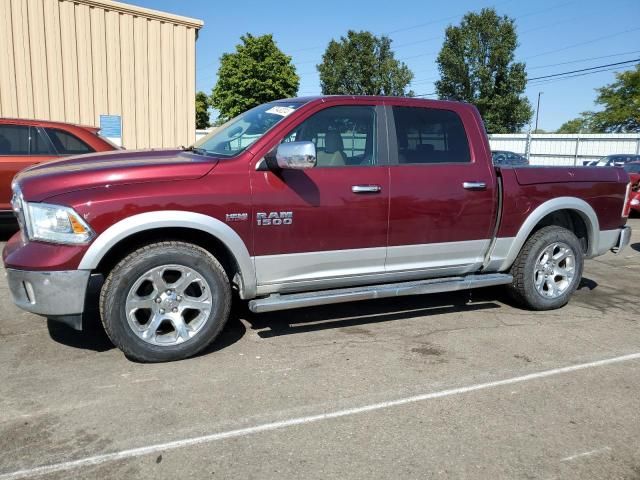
[128,0,639,131]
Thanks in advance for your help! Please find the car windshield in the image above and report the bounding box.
[194,101,304,157]
[624,163,640,174]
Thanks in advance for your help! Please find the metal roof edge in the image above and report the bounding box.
[69,0,204,29]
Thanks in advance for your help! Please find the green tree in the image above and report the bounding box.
[588,65,640,133]
[211,34,299,123]
[317,30,413,96]
[556,117,591,134]
[195,91,211,129]
[435,8,532,133]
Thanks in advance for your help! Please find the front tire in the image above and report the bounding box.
[507,226,584,310]
[100,241,231,362]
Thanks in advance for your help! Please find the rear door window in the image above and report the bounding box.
[0,125,30,155]
[45,128,94,155]
[392,106,471,164]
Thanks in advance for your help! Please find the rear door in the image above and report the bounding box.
[250,102,390,292]
[385,102,497,276]
[0,125,56,211]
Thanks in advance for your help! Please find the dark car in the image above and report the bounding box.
[492,150,529,166]
[0,118,118,217]
[587,154,640,167]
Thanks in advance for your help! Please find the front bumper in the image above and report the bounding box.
[6,268,90,317]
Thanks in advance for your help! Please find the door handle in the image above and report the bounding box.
[352,184,382,194]
[462,181,487,191]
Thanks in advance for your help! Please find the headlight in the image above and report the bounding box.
[25,203,94,244]
[631,198,640,206]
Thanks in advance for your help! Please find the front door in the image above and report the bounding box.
[250,103,390,293]
[385,102,497,276]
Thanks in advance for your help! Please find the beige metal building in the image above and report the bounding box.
[0,0,203,148]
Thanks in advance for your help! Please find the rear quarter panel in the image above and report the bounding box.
[498,167,629,238]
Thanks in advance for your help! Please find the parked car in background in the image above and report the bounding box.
[624,161,640,215]
[0,118,117,217]
[4,96,632,362]
[587,154,640,167]
[491,150,529,166]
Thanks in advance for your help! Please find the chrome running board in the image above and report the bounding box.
[248,273,513,313]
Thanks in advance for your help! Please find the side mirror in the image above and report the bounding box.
[275,141,316,170]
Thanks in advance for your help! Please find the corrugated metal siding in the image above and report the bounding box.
[0,0,202,149]
[489,133,640,166]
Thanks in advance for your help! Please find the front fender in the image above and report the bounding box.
[78,210,257,299]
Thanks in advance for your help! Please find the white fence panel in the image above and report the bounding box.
[488,133,640,166]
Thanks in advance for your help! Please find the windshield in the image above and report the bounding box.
[624,163,640,174]
[194,101,304,157]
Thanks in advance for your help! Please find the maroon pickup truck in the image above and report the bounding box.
[4,96,632,362]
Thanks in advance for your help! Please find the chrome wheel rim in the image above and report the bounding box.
[534,242,576,299]
[125,264,212,346]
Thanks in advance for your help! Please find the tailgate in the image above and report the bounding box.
[512,166,623,185]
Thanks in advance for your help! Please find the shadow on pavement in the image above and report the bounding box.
[631,242,640,253]
[37,273,606,356]
[242,288,504,339]
[46,298,248,357]
[577,277,598,291]
[47,314,114,352]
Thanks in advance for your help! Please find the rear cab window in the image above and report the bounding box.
[392,106,471,164]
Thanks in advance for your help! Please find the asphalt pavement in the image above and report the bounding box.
[0,218,639,479]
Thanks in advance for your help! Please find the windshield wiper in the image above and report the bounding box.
[183,146,209,156]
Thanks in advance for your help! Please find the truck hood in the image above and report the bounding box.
[16,149,218,202]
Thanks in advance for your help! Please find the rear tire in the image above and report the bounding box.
[100,241,231,362]
[507,226,583,310]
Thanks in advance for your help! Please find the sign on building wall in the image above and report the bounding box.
[99,115,122,147]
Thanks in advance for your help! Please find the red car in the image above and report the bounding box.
[0,118,117,216]
[4,96,632,362]
[624,161,640,215]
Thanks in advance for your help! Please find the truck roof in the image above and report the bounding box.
[279,95,468,109]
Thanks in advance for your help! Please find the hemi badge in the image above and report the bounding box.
[225,213,248,222]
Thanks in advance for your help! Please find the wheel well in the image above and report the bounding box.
[94,227,241,286]
[531,209,589,253]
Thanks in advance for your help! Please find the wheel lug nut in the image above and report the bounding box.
[176,295,182,301]
[159,308,165,314]
[155,297,161,303]
[172,307,178,313]
[166,289,172,294]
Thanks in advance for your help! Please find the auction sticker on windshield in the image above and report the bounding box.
[266,106,296,117]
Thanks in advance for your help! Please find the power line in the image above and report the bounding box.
[528,50,640,70]
[406,50,640,86]
[525,26,640,60]
[528,58,640,81]
[529,64,637,86]
[290,0,581,65]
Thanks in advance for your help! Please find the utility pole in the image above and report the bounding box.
[534,91,543,132]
